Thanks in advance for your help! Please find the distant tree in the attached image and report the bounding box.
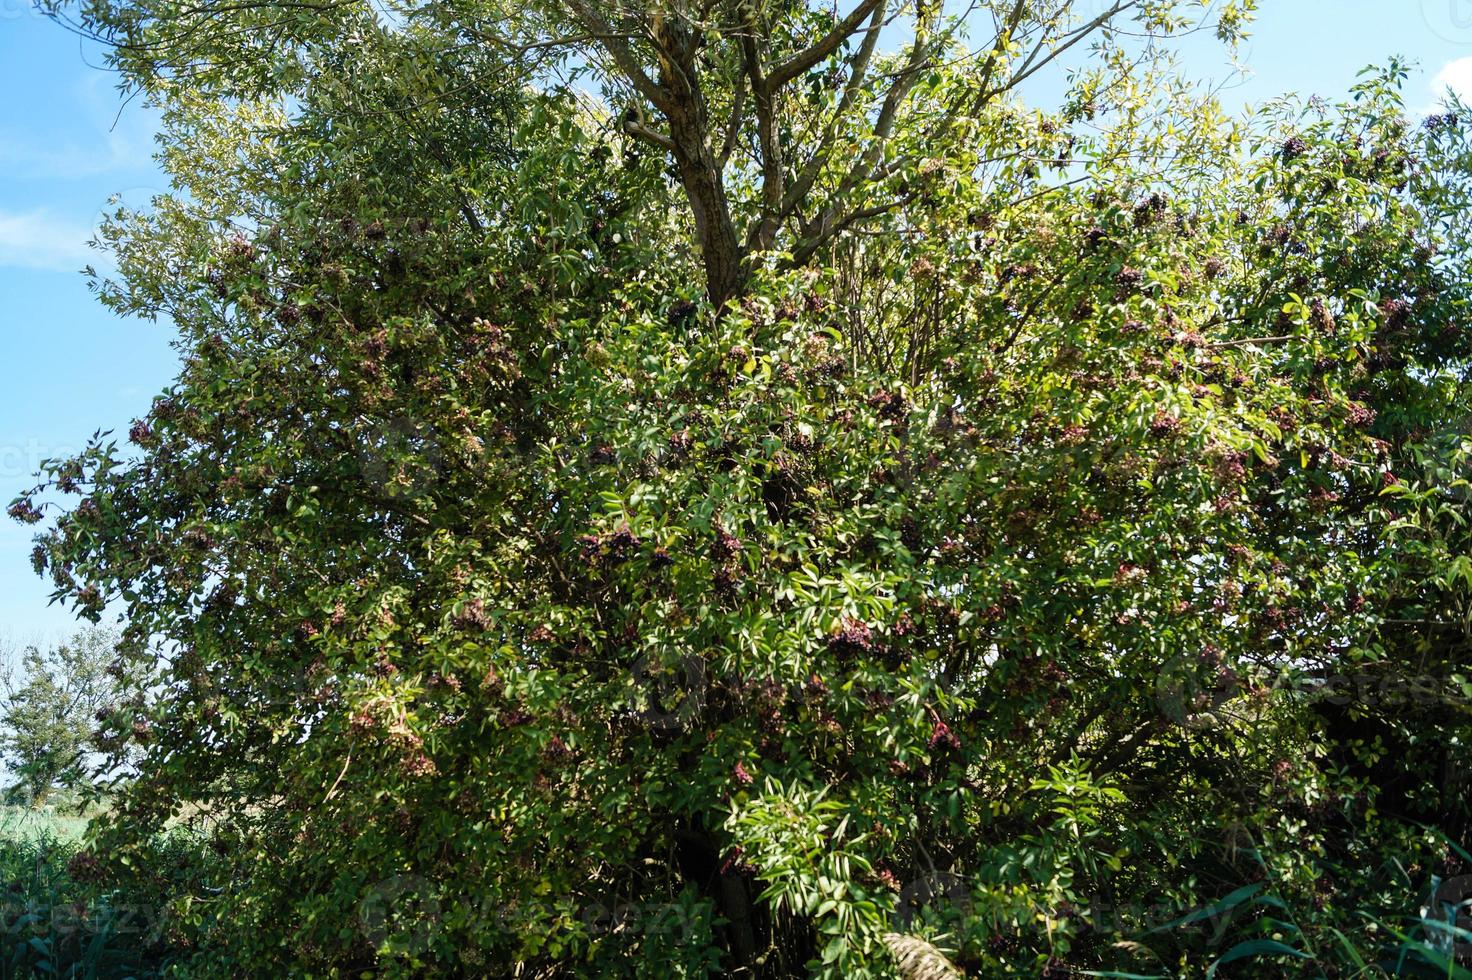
[0,628,120,806]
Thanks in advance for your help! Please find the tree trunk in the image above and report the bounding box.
[666,112,745,307]
[674,824,761,972]
[643,12,747,308]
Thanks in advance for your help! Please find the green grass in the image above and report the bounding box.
[0,806,90,844]
[0,804,188,979]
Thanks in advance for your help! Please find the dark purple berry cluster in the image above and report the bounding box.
[1149,411,1182,438]
[1345,403,1376,428]
[542,735,574,765]
[827,617,875,661]
[711,522,743,597]
[454,598,491,631]
[668,299,698,330]
[1134,193,1168,228]
[1114,266,1145,291]
[1378,297,1410,330]
[7,499,42,524]
[928,718,961,751]
[867,390,908,423]
[579,525,642,564]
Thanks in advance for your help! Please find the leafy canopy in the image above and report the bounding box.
[10,0,1472,976]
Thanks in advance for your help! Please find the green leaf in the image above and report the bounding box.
[1206,940,1309,977]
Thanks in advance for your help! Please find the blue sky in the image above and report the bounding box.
[1,0,1472,645]
[0,9,175,648]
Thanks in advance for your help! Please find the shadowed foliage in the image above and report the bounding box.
[7,0,1472,975]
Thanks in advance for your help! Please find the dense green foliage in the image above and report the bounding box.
[9,0,1472,975]
[0,808,214,979]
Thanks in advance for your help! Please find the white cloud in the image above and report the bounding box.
[1431,57,1472,108]
[0,79,159,180]
[0,209,98,272]
[0,131,155,180]
[0,72,160,180]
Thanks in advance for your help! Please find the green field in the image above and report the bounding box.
[0,806,90,844]
[0,803,207,978]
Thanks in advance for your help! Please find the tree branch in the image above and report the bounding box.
[786,191,914,268]
[717,69,748,170]
[1009,1,1139,92]
[623,115,677,152]
[761,0,888,247]
[563,0,674,115]
[766,0,884,91]
[785,8,935,261]
[741,30,787,252]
